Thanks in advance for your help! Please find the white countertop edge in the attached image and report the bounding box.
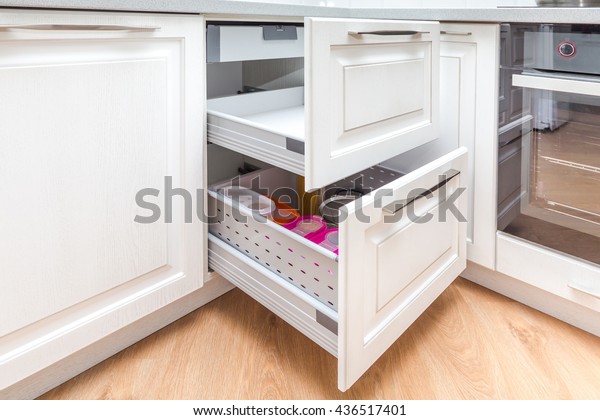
[1,1,600,24]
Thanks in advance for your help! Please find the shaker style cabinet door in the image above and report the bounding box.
[305,18,440,189]
[0,10,204,395]
[338,148,467,390]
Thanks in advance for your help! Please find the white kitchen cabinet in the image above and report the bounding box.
[207,18,440,190]
[0,10,225,397]
[384,23,499,269]
[204,18,485,391]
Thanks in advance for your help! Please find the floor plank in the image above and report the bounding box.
[39,278,600,399]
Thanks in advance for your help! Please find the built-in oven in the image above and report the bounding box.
[498,23,600,267]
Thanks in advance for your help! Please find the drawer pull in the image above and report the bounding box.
[441,31,472,36]
[348,30,429,37]
[0,24,160,32]
[568,282,600,299]
[382,169,460,215]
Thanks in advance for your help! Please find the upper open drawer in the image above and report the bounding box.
[207,18,440,191]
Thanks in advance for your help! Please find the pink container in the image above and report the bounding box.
[309,228,339,254]
[283,215,327,239]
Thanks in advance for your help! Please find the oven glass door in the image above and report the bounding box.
[498,72,600,266]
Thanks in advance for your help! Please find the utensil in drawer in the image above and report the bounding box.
[268,197,300,225]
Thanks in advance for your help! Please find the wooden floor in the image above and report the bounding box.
[40,278,600,400]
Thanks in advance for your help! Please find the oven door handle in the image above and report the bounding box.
[513,73,600,97]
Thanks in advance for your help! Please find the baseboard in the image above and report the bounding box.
[1,275,233,400]
[463,262,600,338]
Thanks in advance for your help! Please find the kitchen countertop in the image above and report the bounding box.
[1,0,600,24]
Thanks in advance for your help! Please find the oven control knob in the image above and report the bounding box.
[558,41,576,58]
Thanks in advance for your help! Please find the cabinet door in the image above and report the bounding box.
[0,10,204,392]
[338,148,467,390]
[305,18,440,190]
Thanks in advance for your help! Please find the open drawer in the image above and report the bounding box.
[207,147,467,391]
[207,18,440,190]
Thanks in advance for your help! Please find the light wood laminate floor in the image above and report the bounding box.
[40,278,600,399]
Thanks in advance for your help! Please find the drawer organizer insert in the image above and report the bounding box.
[208,165,404,311]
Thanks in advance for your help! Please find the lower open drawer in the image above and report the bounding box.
[208,147,468,391]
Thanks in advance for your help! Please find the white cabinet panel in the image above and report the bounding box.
[440,24,499,270]
[0,10,205,393]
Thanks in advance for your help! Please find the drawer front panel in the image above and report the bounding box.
[338,147,467,391]
[305,18,440,190]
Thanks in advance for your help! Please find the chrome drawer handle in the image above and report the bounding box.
[382,169,460,215]
[568,282,600,299]
[0,24,160,32]
[441,31,472,36]
[348,30,429,37]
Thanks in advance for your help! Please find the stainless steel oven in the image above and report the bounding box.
[498,23,600,266]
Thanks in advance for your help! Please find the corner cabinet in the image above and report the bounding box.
[0,10,210,397]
